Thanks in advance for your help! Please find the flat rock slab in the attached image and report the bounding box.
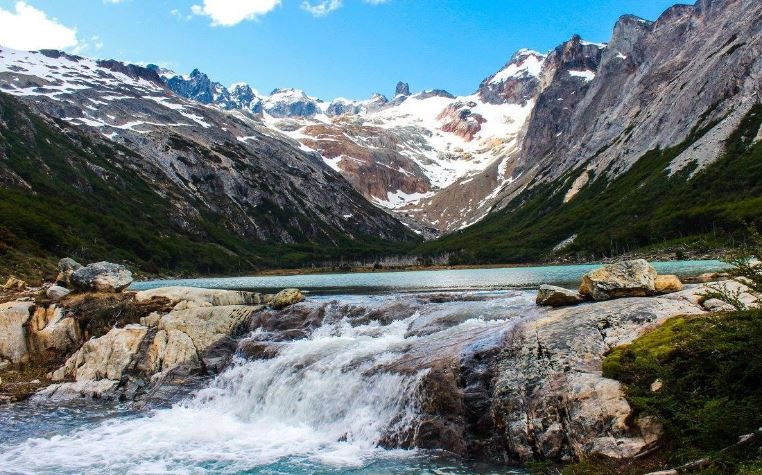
[135,286,269,307]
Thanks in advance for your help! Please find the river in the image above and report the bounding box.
[0,261,728,474]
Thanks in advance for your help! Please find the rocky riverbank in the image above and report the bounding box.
[0,258,756,471]
[0,258,305,403]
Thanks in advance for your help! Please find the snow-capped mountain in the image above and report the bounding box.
[0,47,414,248]
[160,50,551,232]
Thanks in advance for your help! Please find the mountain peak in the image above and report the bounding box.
[395,81,410,96]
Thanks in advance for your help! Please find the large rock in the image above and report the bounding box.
[270,288,305,310]
[157,306,257,354]
[46,285,71,301]
[536,285,584,307]
[47,303,262,399]
[580,259,657,301]
[56,258,82,288]
[135,286,269,307]
[71,261,133,292]
[492,294,706,462]
[51,324,148,382]
[654,275,684,294]
[144,329,199,375]
[0,301,33,364]
[26,305,82,362]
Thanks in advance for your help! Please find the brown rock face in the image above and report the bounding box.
[437,102,486,141]
[654,275,684,294]
[299,123,431,203]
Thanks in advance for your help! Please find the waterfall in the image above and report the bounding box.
[0,291,538,474]
[0,313,428,473]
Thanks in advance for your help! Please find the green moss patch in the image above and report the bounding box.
[601,310,762,472]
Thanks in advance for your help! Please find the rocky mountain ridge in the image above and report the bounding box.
[0,47,416,276]
[154,0,760,238]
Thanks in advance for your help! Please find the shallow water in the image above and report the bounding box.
[131,260,730,294]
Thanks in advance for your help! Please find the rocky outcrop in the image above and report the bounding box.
[35,286,306,401]
[135,286,270,307]
[71,262,133,292]
[51,324,148,382]
[536,285,584,307]
[580,259,657,300]
[26,305,82,362]
[0,301,34,364]
[488,294,705,462]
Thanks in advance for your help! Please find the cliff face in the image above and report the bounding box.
[493,0,762,211]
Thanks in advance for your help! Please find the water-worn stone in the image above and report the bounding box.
[0,301,33,363]
[56,258,82,288]
[654,275,684,294]
[270,289,305,310]
[135,286,269,307]
[158,306,258,353]
[71,262,133,292]
[26,305,82,362]
[145,329,199,375]
[579,259,657,301]
[51,324,148,382]
[46,285,71,301]
[536,285,584,307]
[2,276,27,291]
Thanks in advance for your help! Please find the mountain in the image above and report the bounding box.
[162,55,545,232]
[0,48,416,279]
[419,0,762,263]
[159,0,762,262]
[1,0,759,276]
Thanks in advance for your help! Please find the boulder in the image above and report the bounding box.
[580,260,657,301]
[654,275,684,294]
[493,295,706,461]
[270,288,305,310]
[135,286,269,307]
[56,258,82,288]
[46,285,71,301]
[157,305,258,353]
[51,324,148,382]
[536,285,584,307]
[2,276,27,291]
[26,305,82,362]
[0,301,34,364]
[71,261,133,292]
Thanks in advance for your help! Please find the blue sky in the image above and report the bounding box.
[0,0,680,99]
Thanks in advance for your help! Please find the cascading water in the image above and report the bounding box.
[0,292,537,474]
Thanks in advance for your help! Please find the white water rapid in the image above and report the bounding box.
[0,292,538,474]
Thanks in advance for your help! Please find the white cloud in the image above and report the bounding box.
[0,2,80,51]
[300,0,341,17]
[191,0,281,26]
[301,0,389,17]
